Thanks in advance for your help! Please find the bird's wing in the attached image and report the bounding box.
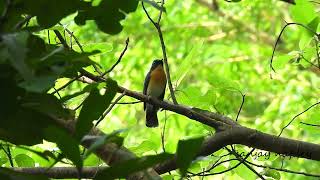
[159,81,166,101]
[143,71,151,110]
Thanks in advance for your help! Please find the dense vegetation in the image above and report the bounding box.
[0,0,319,179]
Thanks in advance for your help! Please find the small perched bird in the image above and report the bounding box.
[143,59,167,127]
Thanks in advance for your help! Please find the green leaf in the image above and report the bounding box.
[38,44,99,78]
[130,140,158,155]
[21,93,71,119]
[273,54,292,69]
[18,75,57,93]
[44,126,83,169]
[0,76,58,145]
[175,41,204,88]
[1,32,33,80]
[176,136,205,176]
[60,83,98,102]
[83,129,126,159]
[230,158,255,180]
[75,0,139,34]
[14,154,35,167]
[0,167,49,180]
[141,0,166,12]
[263,168,281,180]
[290,0,317,24]
[95,153,173,179]
[299,17,319,49]
[76,79,117,140]
[17,0,83,28]
[0,151,8,166]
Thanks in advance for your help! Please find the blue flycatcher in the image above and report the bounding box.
[143,59,167,127]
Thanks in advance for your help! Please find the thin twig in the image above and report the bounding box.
[54,30,69,49]
[59,23,103,75]
[157,0,165,24]
[314,38,320,68]
[53,87,62,99]
[188,158,239,176]
[114,101,141,105]
[14,15,33,30]
[278,101,320,137]
[142,1,178,105]
[301,54,319,68]
[1,144,14,167]
[300,121,320,127]
[227,147,265,180]
[244,160,320,177]
[51,74,82,95]
[235,93,245,122]
[189,148,256,177]
[161,111,168,153]
[102,38,129,76]
[95,92,126,127]
[270,22,320,74]
[48,30,51,44]
[73,100,85,111]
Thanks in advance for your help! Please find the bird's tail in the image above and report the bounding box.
[145,104,158,127]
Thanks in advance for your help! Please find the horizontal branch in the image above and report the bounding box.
[155,126,320,174]
[13,126,320,178]
[12,166,105,179]
[79,70,320,164]
[18,69,317,179]
[50,114,159,180]
[79,69,232,130]
[280,0,295,4]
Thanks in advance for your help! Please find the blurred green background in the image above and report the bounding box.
[3,0,320,179]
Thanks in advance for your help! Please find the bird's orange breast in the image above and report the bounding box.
[150,66,166,83]
[147,65,167,97]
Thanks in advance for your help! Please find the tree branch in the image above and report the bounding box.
[154,126,320,174]
[79,70,320,164]
[142,1,178,105]
[12,166,105,179]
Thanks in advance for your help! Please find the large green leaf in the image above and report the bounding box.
[95,153,173,179]
[1,32,33,80]
[176,136,204,176]
[15,0,84,28]
[14,154,35,167]
[60,83,98,102]
[0,69,71,145]
[262,168,281,180]
[75,0,139,34]
[21,93,71,119]
[0,74,52,145]
[75,79,118,140]
[44,126,83,169]
[290,0,317,24]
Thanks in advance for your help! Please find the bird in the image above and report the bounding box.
[143,59,167,127]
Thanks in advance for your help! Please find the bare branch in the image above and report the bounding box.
[244,160,320,178]
[95,91,126,127]
[102,37,129,76]
[278,101,320,137]
[270,22,320,74]
[300,121,320,127]
[142,1,178,105]
[12,166,104,179]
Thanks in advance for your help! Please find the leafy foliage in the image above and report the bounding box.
[177,137,204,176]
[0,0,320,179]
[75,79,117,140]
[95,153,173,180]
